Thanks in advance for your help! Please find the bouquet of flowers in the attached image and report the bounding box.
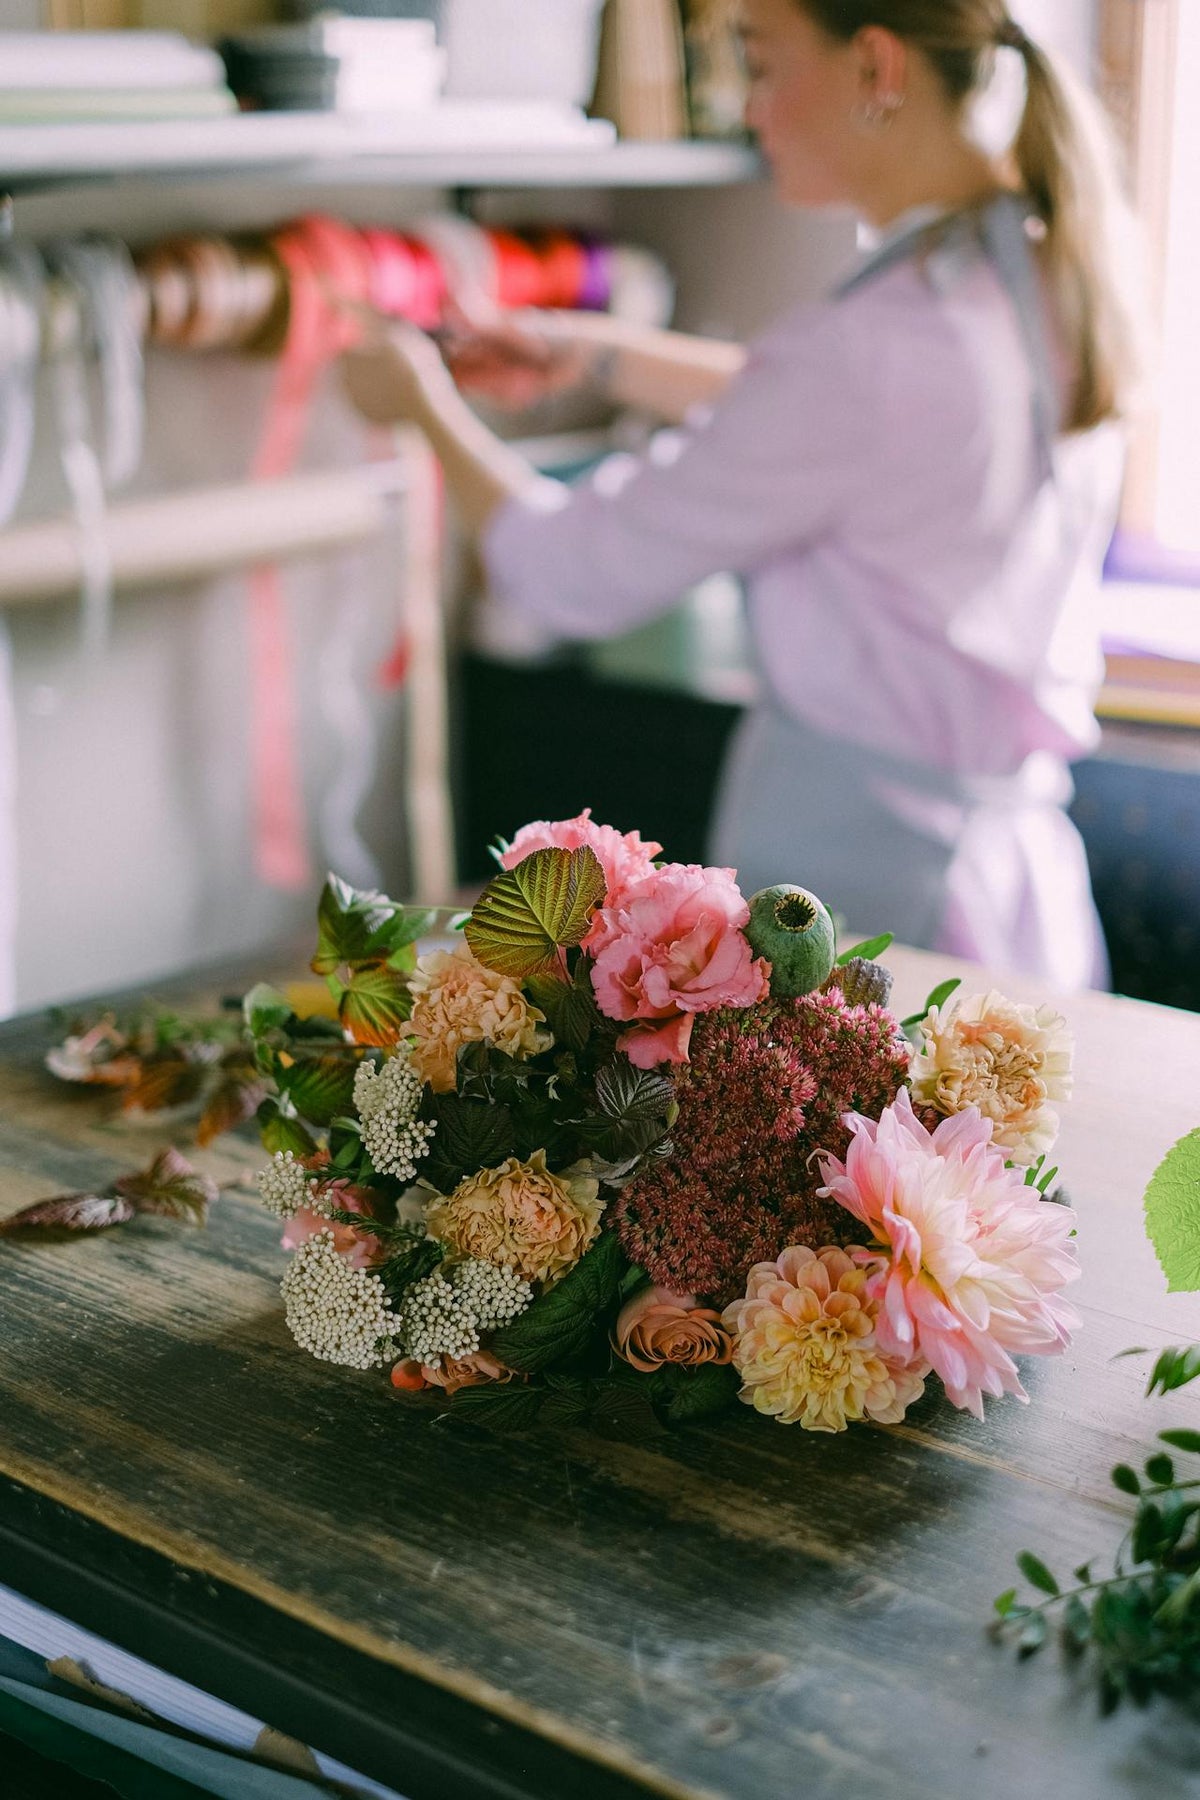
[247,812,1078,1436]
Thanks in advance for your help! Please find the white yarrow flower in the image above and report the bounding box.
[281,1229,399,1369]
[398,1272,481,1365]
[354,1052,437,1182]
[449,1258,532,1331]
[257,1150,316,1218]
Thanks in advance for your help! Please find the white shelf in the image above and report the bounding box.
[0,109,763,194]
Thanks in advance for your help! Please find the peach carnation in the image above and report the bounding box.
[614,1285,733,1373]
[589,863,770,1068]
[500,810,661,951]
[722,1245,926,1431]
[909,989,1073,1166]
[426,1151,603,1286]
[407,945,550,1092]
[818,1089,1080,1419]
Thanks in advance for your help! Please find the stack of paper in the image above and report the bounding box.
[0,31,236,123]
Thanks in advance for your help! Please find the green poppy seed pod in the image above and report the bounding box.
[745,885,837,998]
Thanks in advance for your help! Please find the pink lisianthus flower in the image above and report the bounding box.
[589,863,770,1068]
[817,1089,1080,1419]
[499,810,662,951]
[282,1180,383,1271]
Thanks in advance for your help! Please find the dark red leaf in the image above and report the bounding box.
[0,1192,135,1239]
[114,1146,218,1225]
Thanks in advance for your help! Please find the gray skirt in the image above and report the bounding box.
[709,703,1108,986]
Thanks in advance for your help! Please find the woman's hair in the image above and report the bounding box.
[795,1,1144,432]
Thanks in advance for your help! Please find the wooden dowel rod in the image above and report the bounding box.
[0,465,405,605]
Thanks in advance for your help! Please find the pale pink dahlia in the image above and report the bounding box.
[817,1089,1080,1419]
[499,810,661,951]
[613,991,911,1298]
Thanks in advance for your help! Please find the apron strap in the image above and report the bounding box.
[837,193,1059,482]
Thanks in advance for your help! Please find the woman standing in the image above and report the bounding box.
[342,0,1141,988]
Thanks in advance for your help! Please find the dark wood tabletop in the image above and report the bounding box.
[2,946,1200,1800]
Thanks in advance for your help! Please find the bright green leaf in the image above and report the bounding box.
[836,932,893,966]
[276,1052,361,1128]
[465,846,607,979]
[994,1588,1018,1617]
[1144,1129,1200,1293]
[1017,1551,1059,1596]
[242,982,294,1037]
[256,1097,318,1159]
[339,963,412,1048]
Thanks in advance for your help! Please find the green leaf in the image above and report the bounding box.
[1112,1464,1141,1495]
[1062,1594,1092,1658]
[1147,1345,1200,1396]
[338,963,412,1049]
[836,932,893,966]
[1159,1428,1200,1454]
[0,1191,135,1239]
[901,977,962,1030]
[1145,1452,1176,1487]
[448,1381,545,1432]
[419,1095,516,1194]
[589,1372,665,1441]
[491,1231,625,1373]
[311,877,432,977]
[526,966,603,1056]
[655,1362,739,1425]
[993,1588,1018,1618]
[276,1052,361,1128]
[1017,1551,1059,1596]
[1132,1500,1164,1565]
[593,1059,675,1126]
[465,846,607,979]
[1144,1129,1200,1293]
[114,1146,218,1226]
[242,982,294,1038]
[256,1097,319,1159]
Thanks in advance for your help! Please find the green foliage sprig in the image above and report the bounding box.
[994,1346,1200,1710]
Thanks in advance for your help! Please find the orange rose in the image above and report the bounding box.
[421,1351,518,1397]
[614,1284,734,1373]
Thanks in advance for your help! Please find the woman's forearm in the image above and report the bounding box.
[410,368,542,539]
[549,313,746,423]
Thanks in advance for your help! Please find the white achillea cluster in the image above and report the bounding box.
[398,1272,480,1365]
[281,1229,399,1369]
[353,1052,437,1182]
[449,1258,532,1331]
[256,1150,316,1218]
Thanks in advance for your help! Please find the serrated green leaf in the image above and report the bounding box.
[1144,1129,1200,1293]
[1017,1551,1059,1596]
[448,1381,544,1432]
[836,932,893,966]
[526,969,603,1056]
[656,1362,739,1425]
[312,875,398,975]
[242,982,294,1037]
[419,1094,516,1194]
[338,963,412,1048]
[276,1052,361,1128]
[491,1231,625,1373]
[1159,1428,1200,1454]
[1112,1463,1141,1495]
[465,846,606,979]
[593,1060,675,1125]
[256,1097,319,1159]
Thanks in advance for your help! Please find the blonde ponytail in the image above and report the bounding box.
[795,2,1144,432]
[1011,34,1142,430]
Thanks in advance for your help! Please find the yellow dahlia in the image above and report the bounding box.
[722,1245,926,1432]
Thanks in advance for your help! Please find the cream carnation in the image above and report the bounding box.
[407,946,550,1093]
[426,1151,603,1287]
[910,989,1073,1165]
[722,1245,926,1432]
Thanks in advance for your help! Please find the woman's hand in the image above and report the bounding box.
[441,308,597,411]
[340,317,454,427]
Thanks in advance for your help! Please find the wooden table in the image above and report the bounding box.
[1,947,1199,1800]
